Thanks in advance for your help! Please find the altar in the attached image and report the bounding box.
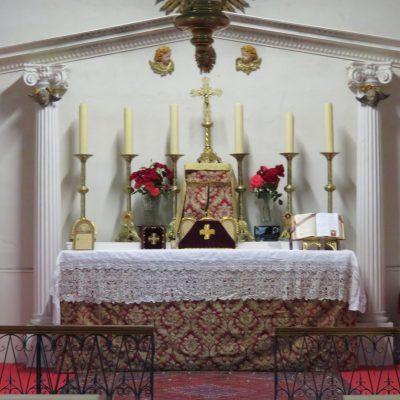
[51,244,366,371]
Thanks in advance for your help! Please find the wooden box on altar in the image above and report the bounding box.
[140,225,166,249]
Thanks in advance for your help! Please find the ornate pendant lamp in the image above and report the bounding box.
[174,0,230,73]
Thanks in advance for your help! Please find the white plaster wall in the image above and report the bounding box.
[0,1,399,325]
[2,0,400,47]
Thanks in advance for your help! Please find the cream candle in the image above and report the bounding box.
[285,112,294,152]
[324,103,334,152]
[234,103,244,153]
[170,104,179,154]
[79,103,88,154]
[124,107,133,154]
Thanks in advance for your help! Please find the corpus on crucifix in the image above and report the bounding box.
[190,77,222,163]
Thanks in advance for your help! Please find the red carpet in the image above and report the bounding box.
[154,371,274,400]
[0,364,274,399]
[341,365,400,394]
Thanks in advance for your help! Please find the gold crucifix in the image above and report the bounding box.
[190,77,222,163]
[148,233,160,245]
[199,223,215,240]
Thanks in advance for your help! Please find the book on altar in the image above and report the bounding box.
[291,212,345,240]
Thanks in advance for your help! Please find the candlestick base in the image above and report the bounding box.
[279,211,293,241]
[197,147,221,163]
[167,218,177,242]
[237,219,254,242]
[116,211,140,242]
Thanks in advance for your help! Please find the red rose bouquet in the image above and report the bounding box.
[130,162,173,197]
[250,164,285,204]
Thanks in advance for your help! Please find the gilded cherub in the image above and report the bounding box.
[149,46,175,77]
[357,85,390,108]
[235,44,262,75]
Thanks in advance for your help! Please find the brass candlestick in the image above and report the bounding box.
[166,153,183,241]
[279,152,299,240]
[116,154,140,242]
[71,154,96,250]
[230,152,253,242]
[321,152,339,213]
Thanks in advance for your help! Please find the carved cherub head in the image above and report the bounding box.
[240,44,258,64]
[149,46,175,76]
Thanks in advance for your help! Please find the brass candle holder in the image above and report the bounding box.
[166,153,183,241]
[321,152,339,213]
[230,152,253,242]
[71,154,96,250]
[279,152,299,240]
[116,154,140,242]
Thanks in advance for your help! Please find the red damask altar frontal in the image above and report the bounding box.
[53,247,365,371]
[61,298,356,371]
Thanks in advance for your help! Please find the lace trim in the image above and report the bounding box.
[51,249,366,317]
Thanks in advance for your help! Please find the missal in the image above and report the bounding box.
[291,212,345,240]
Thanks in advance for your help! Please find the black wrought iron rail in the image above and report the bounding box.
[274,327,400,400]
[0,325,154,400]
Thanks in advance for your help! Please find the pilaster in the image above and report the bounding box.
[347,62,392,325]
[23,64,68,324]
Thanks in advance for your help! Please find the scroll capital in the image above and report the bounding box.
[23,64,69,107]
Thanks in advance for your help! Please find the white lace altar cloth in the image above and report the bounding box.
[51,248,366,324]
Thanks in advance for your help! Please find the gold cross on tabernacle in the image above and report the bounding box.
[148,233,160,245]
[199,224,215,240]
[190,77,222,104]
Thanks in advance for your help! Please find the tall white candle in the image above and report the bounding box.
[124,107,133,154]
[285,112,294,152]
[234,103,244,153]
[324,103,334,152]
[170,104,179,154]
[79,103,88,154]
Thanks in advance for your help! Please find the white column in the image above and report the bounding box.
[23,64,68,325]
[347,62,392,325]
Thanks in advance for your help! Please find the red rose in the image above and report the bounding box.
[149,187,161,197]
[250,174,265,189]
[264,169,280,186]
[275,164,285,177]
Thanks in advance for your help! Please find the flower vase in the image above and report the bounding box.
[142,195,161,225]
[258,193,272,224]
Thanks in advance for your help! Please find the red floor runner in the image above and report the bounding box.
[154,371,274,400]
[0,364,274,400]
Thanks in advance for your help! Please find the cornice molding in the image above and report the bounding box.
[0,14,399,74]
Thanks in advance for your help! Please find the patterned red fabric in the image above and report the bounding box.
[183,170,235,219]
[61,298,356,371]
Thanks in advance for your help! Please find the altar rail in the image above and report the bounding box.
[0,325,154,400]
[274,327,400,399]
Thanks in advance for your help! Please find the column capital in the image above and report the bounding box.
[23,64,69,107]
[347,62,392,107]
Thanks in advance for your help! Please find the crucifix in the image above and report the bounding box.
[190,77,222,163]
